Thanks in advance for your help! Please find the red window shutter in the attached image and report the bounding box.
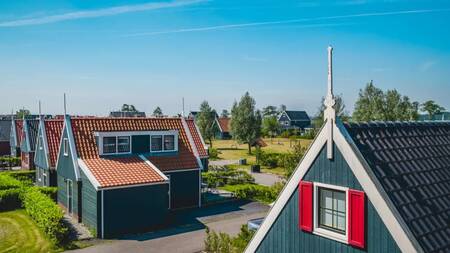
[348,189,365,248]
[298,181,313,232]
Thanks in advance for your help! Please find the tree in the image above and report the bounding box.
[152,107,163,117]
[197,101,217,147]
[353,81,419,122]
[279,104,287,112]
[220,109,229,118]
[121,104,138,112]
[262,116,280,143]
[262,105,278,117]
[421,100,445,120]
[16,108,30,119]
[315,94,349,127]
[231,92,262,154]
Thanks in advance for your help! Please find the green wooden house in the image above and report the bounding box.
[34,117,63,187]
[19,118,39,169]
[56,116,208,238]
[246,47,450,253]
[9,119,23,157]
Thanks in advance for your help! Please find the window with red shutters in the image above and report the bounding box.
[348,189,365,248]
[299,181,313,232]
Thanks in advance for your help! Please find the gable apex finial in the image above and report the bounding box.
[324,46,336,115]
[324,46,335,160]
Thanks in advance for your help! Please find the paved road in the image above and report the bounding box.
[209,160,238,166]
[70,201,269,253]
[248,171,283,186]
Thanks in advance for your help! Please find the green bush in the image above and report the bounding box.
[259,152,279,168]
[203,167,254,188]
[204,225,256,253]
[0,174,24,190]
[36,186,58,202]
[0,188,23,211]
[223,183,282,204]
[209,148,220,160]
[6,170,36,185]
[0,156,21,166]
[22,188,68,245]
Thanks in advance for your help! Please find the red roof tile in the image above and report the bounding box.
[44,119,63,167]
[70,117,200,187]
[83,157,165,188]
[186,119,208,158]
[217,117,231,133]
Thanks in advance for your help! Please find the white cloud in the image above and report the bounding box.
[419,60,437,72]
[0,0,206,27]
[124,8,450,37]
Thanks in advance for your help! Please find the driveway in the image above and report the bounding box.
[249,171,283,186]
[69,200,269,253]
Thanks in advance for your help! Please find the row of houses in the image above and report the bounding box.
[7,115,209,238]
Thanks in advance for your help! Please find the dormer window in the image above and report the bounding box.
[102,136,131,155]
[164,135,175,151]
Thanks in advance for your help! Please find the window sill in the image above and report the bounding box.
[313,227,348,244]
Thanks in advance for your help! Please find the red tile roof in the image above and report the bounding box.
[186,119,208,158]
[69,117,201,187]
[217,117,231,133]
[83,157,166,188]
[44,119,63,167]
[15,120,23,145]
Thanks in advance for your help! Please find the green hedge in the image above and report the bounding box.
[0,174,23,190]
[22,188,68,245]
[202,167,254,188]
[0,156,21,166]
[0,188,23,211]
[6,170,36,185]
[36,187,58,202]
[221,182,284,204]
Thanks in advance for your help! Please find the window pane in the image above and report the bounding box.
[320,208,333,227]
[103,137,116,154]
[337,212,346,231]
[164,135,175,150]
[151,135,162,151]
[320,189,333,209]
[318,187,346,234]
[335,192,346,212]
[117,136,130,153]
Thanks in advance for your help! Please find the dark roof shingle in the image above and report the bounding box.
[284,110,310,121]
[345,121,450,253]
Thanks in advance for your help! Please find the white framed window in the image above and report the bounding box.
[313,182,349,243]
[150,131,178,153]
[151,135,163,152]
[117,136,131,153]
[63,138,69,156]
[101,136,131,155]
[103,136,117,154]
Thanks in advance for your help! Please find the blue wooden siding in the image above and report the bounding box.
[80,170,98,234]
[165,170,199,209]
[255,144,401,253]
[102,183,169,238]
[34,127,48,170]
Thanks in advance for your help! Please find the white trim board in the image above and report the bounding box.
[65,116,81,180]
[244,120,421,253]
[139,155,169,181]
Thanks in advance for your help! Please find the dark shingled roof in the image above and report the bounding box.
[25,120,40,152]
[345,121,450,253]
[284,110,310,121]
[0,120,11,141]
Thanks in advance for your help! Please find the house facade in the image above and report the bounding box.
[0,119,11,156]
[215,117,232,139]
[56,116,208,238]
[10,119,23,157]
[278,110,311,130]
[18,119,39,169]
[246,47,449,253]
[34,117,64,187]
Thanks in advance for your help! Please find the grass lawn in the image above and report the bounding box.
[0,209,55,253]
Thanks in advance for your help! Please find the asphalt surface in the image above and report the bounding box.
[69,200,269,253]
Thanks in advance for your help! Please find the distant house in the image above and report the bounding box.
[188,111,218,121]
[246,47,449,253]
[19,119,40,169]
[34,117,64,187]
[278,110,311,130]
[418,112,450,121]
[109,111,146,118]
[10,119,23,157]
[56,116,208,238]
[215,117,232,139]
[0,120,11,156]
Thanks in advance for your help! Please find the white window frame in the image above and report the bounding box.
[313,182,349,244]
[67,179,73,215]
[150,131,178,153]
[97,134,132,155]
[63,138,69,156]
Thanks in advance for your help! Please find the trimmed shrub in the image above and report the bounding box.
[259,152,279,168]
[0,174,23,190]
[6,170,36,185]
[0,188,23,211]
[202,167,254,188]
[0,156,21,166]
[22,188,68,245]
[224,182,285,204]
[36,186,58,202]
[209,148,220,160]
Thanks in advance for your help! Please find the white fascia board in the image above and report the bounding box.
[181,118,203,169]
[54,120,67,172]
[333,120,422,253]
[65,116,81,180]
[193,121,208,150]
[215,118,223,132]
[100,181,168,191]
[244,124,328,253]
[139,154,169,181]
[77,158,101,190]
[41,118,50,169]
[163,168,201,173]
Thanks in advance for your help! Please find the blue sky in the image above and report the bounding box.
[1,0,449,116]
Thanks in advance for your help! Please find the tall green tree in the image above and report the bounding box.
[152,106,163,117]
[262,105,278,117]
[421,100,445,120]
[197,101,217,147]
[353,81,419,122]
[230,92,262,154]
[16,108,30,119]
[262,116,280,143]
[315,94,348,127]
